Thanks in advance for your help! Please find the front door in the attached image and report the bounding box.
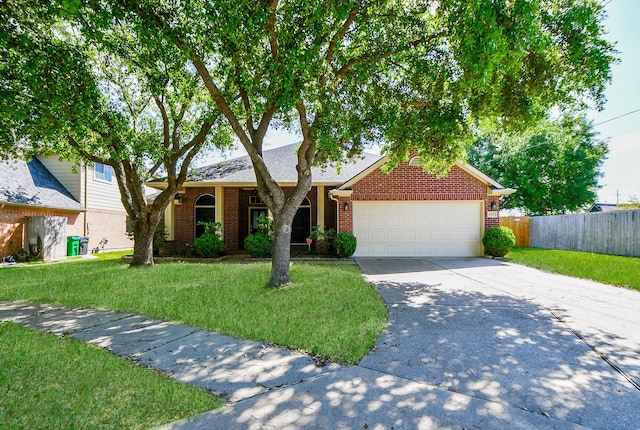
[291,207,311,244]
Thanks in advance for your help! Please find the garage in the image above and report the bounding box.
[352,201,484,257]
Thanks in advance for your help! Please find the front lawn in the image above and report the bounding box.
[0,321,221,429]
[0,255,387,364]
[507,247,640,292]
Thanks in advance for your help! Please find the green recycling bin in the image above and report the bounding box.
[67,236,81,256]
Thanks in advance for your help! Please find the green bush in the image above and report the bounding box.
[192,234,224,258]
[334,232,357,258]
[192,221,224,258]
[483,226,516,257]
[244,232,272,258]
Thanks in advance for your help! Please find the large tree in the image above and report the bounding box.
[0,2,231,265]
[11,1,616,284]
[468,114,608,215]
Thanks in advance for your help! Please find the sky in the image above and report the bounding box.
[203,0,640,205]
[587,0,640,204]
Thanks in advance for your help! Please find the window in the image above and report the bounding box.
[408,156,423,167]
[194,194,215,238]
[95,163,113,182]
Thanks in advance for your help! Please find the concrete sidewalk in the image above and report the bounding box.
[2,257,640,429]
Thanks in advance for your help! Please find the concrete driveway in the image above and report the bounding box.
[356,258,640,429]
[194,258,640,429]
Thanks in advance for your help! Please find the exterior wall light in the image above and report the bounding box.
[344,201,350,211]
[490,201,498,211]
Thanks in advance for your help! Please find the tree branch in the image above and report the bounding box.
[236,66,255,135]
[332,32,446,91]
[154,96,171,148]
[325,2,361,67]
[266,0,280,61]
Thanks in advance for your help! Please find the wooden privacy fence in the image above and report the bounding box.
[499,216,530,247]
[529,209,640,257]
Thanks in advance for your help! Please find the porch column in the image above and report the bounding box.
[316,185,324,230]
[164,201,174,241]
[215,186,224,234]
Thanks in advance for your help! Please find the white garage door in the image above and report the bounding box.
[353,201,483,257]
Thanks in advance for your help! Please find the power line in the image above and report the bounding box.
[594,108,640,126]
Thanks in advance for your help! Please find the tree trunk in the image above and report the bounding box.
[265,173,313,286]
[129,218,156,266]
[268,214,295,286]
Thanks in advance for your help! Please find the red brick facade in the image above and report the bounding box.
[162,161,504,255]
[0,206,130,258]
[0,206,83,258]
[338,163,501,233]
[166,186,337,254]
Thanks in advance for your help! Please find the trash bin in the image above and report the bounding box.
[79,236,90,255]
[67,236,80,256]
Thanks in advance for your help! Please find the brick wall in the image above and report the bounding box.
[337,196,353,233]
[324,187,338,232]
[341,163,498,232]
[168,185,328,253]
[0,206,83,258]
[168,187,217,253]
[224,187,239,250]
[85,208,131,251]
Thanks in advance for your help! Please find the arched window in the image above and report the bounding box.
[408,156,423,167]
[194,194,215,238]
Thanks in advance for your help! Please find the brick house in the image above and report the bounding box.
[1,155,132,260]
[150,144,514,257]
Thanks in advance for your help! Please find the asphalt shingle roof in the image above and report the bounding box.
[0,157,84,211]
[182,144,382,184]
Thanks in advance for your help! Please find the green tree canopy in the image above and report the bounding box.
[3,0,616,284]
[467,114,609,215]
[0,1,232,264]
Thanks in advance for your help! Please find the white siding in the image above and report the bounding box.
[36,155,82,200]
[85,164,125,212]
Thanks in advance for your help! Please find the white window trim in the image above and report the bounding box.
[94,162,114,183]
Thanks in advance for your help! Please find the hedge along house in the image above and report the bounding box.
[149,144,515,257]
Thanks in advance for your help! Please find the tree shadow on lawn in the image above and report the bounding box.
[195,282,640,430]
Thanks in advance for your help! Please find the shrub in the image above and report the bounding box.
[192,234,224,258]
[152,222,165,257]
[244,233,272,258]
[192,221,224,258]
[256,215,274,238]
[483,226,516,257]
[334,232,357,258]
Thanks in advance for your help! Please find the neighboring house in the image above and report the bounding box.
[0,155,131,260]
[588,203,627,213]
[148,144,515,257]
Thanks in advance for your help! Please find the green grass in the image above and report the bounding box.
[507,247,640,291]
[95,249,133,260]
[0,321,222,429]
[0,256,387,364]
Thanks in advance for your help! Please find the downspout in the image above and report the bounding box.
[83,165,88,235]
[329,190,340,233]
